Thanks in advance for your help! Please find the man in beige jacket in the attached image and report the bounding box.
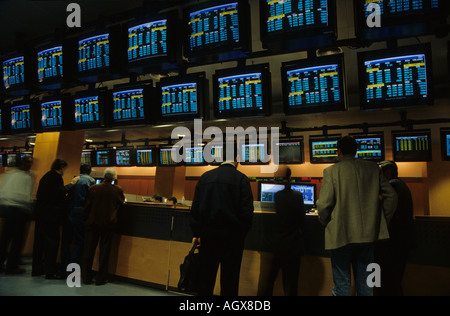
[317,136,397,296]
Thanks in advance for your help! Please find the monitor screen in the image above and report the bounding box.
[392,131,432,162]
[282,57,346,115]
[185,145,206,166]
[259,182,316,210]
[353,134,385,162]
[291,184,316,206]
[10,104,31,132]
[160,74,205,122]
[136,148,155,166]
[3,56,25,90]
[260,182,285,202]
[81,150,92,165]
[78,33,110,73]
[0,107,2,134]
[159,146,180,166]
[74,95,101,127]
[112,88,146,124]
[185,1,250,60]
[128,19,168,62]
[241,143,268,165]
[214,64,271,118]
[95,178,117,185]
[441,129,450,161]
[115,148,135,167]
[310,136,340,164]
[275,139,304,164]
[95,149,114,167]
[358,44,433,110]
[41,100,62,130]
[37,46,63,83]
[6,153,19,167]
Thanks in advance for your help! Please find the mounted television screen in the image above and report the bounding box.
[260,0,337,51]
[40,99,63,131]
[392,130,432,162]
[441,129,450,161]
[136,147,155,166]
[78,33,110,72]
[10,103,32,133]
[94,149,115,167]
[115,148,136,167]
[81,150,93,165]
[184,0,251,62]
[240,143,269,165]
[37,46,63,84]
[352,133,385,162]
[0,106,3,134]
[74,90,107,129]
[358,44,433,111]
[213,64,271,119]
[309,135,340,164]
[282,56,346,115]
[2,51,35,96]
[158,73,207,122]
[355,0,449,41]
[127,12,180,73]
[111,84,152,126]
[274,139,304,165]
[3,153,19,167]
[185,145,207,166]
[159,146,182,166]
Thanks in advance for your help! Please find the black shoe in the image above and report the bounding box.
[5,268,26,275]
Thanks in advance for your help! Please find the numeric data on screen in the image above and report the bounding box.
[363,0,440,18]
[78,34,110,72]
[11,105,31,130]
[311,140,338,159]
[395,135,429,153]
[113,89,145,122]
[286,64,341,108]
[364,54,428,104]
[41,101,62,128]
[217,73,263,114]
[189,2,240,51]
[356,137,383,159]
[161,83,198,116]
[75,96,100,125]
[266,0,329,33]
[38,47,63,82]
[137,149,153,165]
[3,57,25,89]
[128,19,167,61]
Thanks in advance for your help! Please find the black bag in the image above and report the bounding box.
[177,242,201,294]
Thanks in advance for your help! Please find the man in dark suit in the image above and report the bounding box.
[265,166,306,296]
[190,145,254,296]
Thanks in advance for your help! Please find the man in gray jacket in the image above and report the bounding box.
[317,136,397,296]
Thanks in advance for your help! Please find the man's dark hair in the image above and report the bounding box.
[337,136,357,157]
[285,167,292,180]
[51,158,68,171]
[153,194,163,202]
[168,196,178,204]
[379,160,399,178]
[80,164,92,175]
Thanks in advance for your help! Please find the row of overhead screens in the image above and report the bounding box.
[3,130,450,168]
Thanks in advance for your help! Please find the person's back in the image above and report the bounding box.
[69,173,95,209]
[84,182,125,228]
[0,168,34,210]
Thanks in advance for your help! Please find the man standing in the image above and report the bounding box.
[82,168,124,286]
[0,156,34,274]
[317,136,397,296]
[190,147,254,296]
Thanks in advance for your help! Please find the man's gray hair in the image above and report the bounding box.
[103,168,117,181]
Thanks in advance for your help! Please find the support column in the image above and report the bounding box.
[154,166,186,200]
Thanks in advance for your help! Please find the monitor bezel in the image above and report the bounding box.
[213,63,272,119]
[357,44,434,111]
[92,148,116,167]
[157,72,208,123]
[309,134,341,164]
[2,49,36,96]
[239,141,270,166]
[274,138,305,165]
[114,147,137,167]
[135,146,157,167]
[257,181,317,210]
[281,55,347,116]
[183,0,252,63]
[441,128,450,162]
[392,129,433,162]
[184,143,208,166]
[349,132,386,162]
[38,94,72,132]
[158,145,184,167]
[8,100,35,134]
[73,89,107,130]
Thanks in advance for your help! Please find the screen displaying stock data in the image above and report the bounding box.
[116,149,133,166]
[241,143,267,164]
[185,146,205,165]
[96,150,113,166]
[38,46,63,82]
[310,137,339,164]
[78,34,110,72]
[284,63,342,112]
[362,53,429,108]
[3,57,25,89]
[41,100,62,129]
[113,89,145,123]
[354,135,384,161]
[161,82,198,117]
[188,2,240,52]
[75,95,100,126]
[393,132,432,161]
[128,19,168,62]
[136,148,154,166]
[264,0,330,34]
[276,140,304,164]
[216,72,264,116]
[11,104,31,131]
[159,147,179,166]
[363,0,440,19]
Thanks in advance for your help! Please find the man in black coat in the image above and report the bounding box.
[190,147,254,296]
[32,159,79,279]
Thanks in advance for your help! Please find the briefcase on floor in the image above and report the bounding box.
[178,242,200,294]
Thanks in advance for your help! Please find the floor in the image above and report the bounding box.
[0,258,180,296]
